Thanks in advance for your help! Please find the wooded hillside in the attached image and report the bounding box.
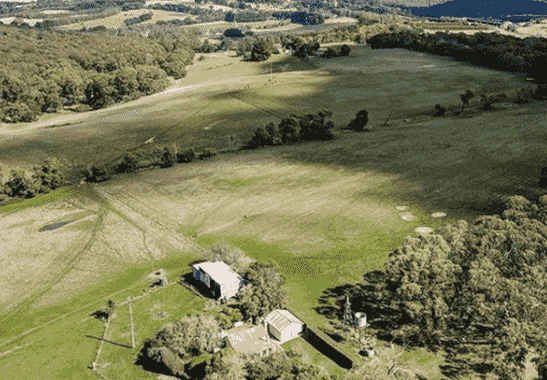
[0,24,199,122]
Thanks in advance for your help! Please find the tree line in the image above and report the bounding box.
[0,158,64,202]
[0,23,198,122]
[367,29,547,89]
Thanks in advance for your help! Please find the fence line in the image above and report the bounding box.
[0,278,149,349]
[93,316,112,368]
[0,339,43,358]
[128,297,136,349]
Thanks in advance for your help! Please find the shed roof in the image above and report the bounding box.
[226,325,280,354]
[192,261,243,286]
[265,309,304,332]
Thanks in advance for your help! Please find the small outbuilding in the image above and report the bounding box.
[264,309,305,344]
[192,261,244,301]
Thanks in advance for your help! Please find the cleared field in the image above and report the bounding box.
[0,254,204,380]
[1,33,547,379]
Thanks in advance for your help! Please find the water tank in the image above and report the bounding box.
[355,312,367,328]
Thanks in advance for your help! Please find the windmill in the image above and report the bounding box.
[343,294,353,328]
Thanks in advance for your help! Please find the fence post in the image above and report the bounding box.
[129,297,136,349]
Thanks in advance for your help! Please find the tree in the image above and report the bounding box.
[322,47,338,58]
[147,312,223,362]
[239,261,287,324]
[245,124,282,149]
[340,44,351,56]
[459,89,475,114]
[115,152,140,173]
[85,162,111,183]
[177,147,196,163]
[278,116,301,144]
[205,349,246,380]
[160,146,176,168]
[5,169,33,198]
[206,239,254,274]
[434,103,446,117]
[346,109,369,131]
[250,39,272,62]
[32,157,64,192]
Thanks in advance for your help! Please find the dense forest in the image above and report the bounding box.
[345,194,547,379]
[0,24,199,122]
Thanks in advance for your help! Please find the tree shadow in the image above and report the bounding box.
[313,270,400,338]
[134,342,181,378]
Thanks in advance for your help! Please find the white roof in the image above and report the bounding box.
[192,261,243,286]
[265,309,303,332]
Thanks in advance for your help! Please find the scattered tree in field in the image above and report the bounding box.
[297,109,336,140]
[346,109,370,131]
[340,44,351,56]
[459,89,475,113]
[238,261,287,324]
[433,103,446,117]
[250,39,273,61]
[91,299,117,321]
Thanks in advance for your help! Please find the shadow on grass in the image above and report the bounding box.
[85,334,133,349]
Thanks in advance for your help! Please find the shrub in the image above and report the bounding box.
[200,147,217,159]
[434,103,446,117]
[177,147,196,163]
[346,109,369,131]
[340,44,351,56]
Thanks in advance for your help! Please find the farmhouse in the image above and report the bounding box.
[192,261,244,301]
[264,309,305,344]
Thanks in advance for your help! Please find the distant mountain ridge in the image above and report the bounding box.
[388,0,547,22]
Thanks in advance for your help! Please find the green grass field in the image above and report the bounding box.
[1,32,546,379]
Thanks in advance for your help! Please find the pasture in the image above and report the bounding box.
[1,34,547,379]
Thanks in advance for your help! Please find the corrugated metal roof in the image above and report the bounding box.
[192,261,243,286]
[226,325,280,354]
[265,309,303,332]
